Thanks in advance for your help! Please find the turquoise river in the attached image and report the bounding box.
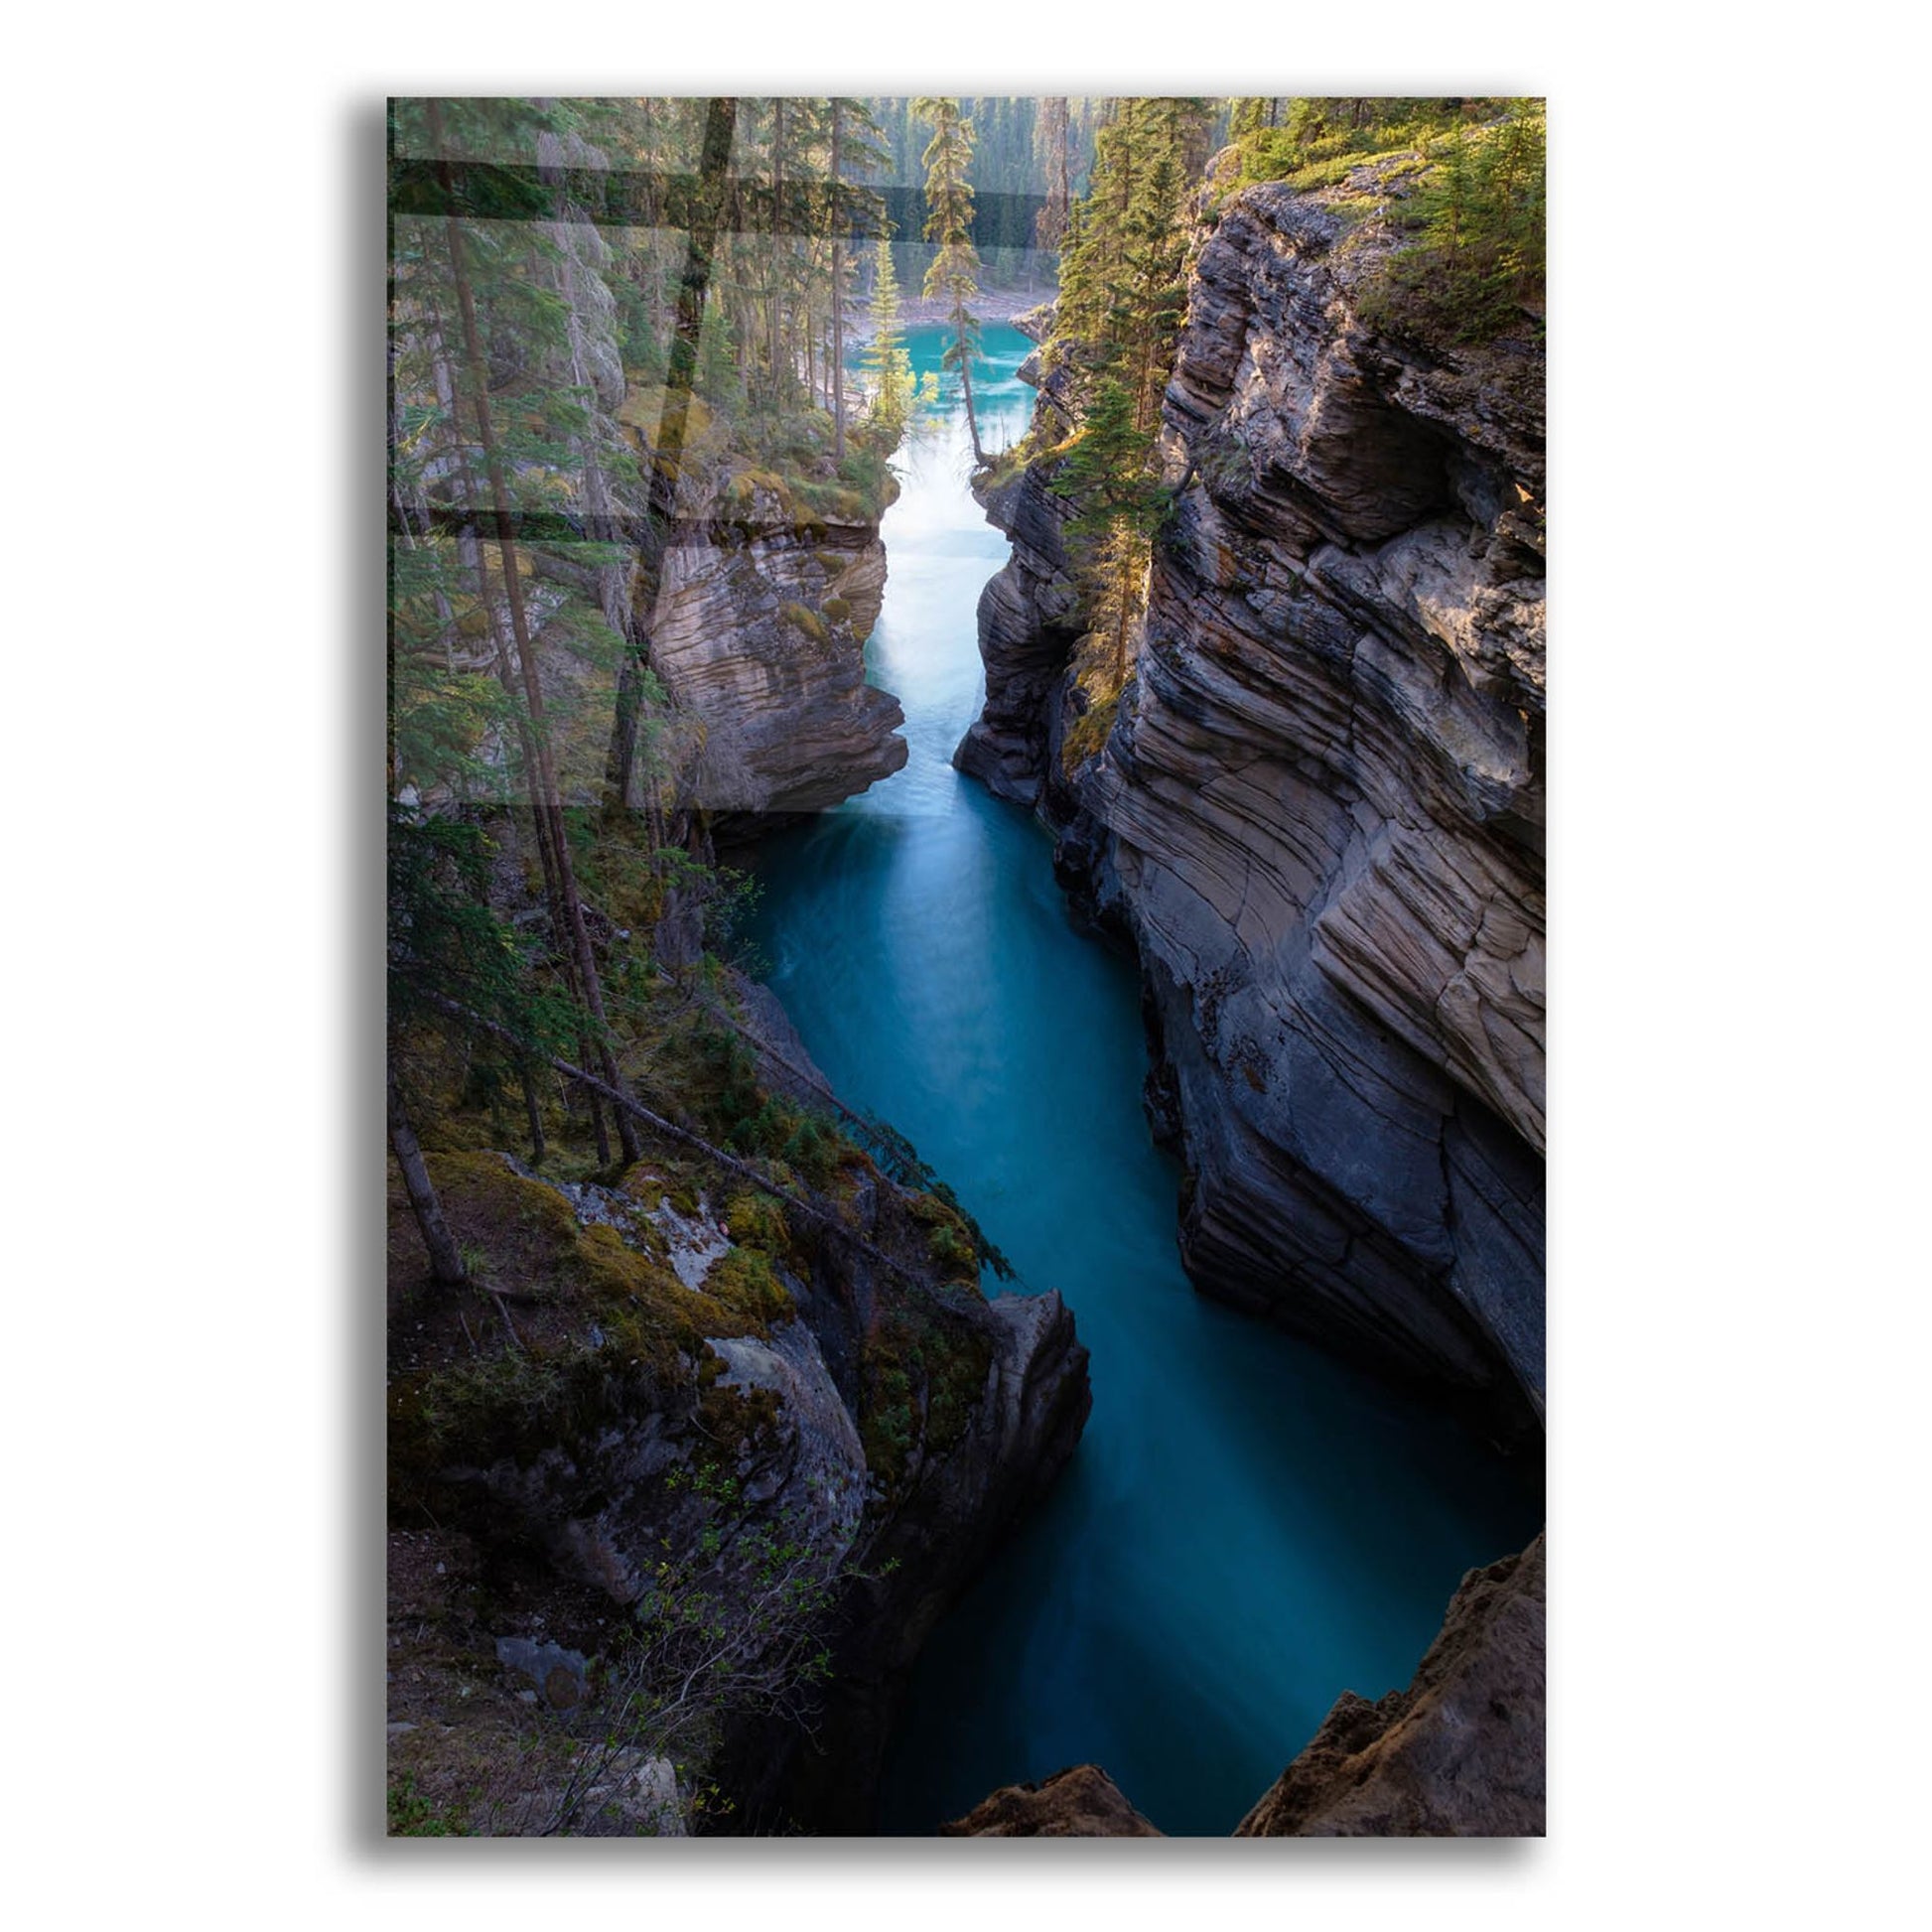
[747,324,1542,1837]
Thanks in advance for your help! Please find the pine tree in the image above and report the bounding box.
[1228,97,1270,139]
[1051,374,1169,682]
[1053,97,1208,421]
[912,96,986,467]
[1035,99,1209,684]
[860,239,915,438]
[390,97,649,1169]
[826,97,891,461]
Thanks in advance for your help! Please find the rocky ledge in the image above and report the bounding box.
[941,1763,1164,1837]
[958,177,1546,1439]
[954,300,1086,805]
[1237,1533,1547,1836]
[387,997,1089,1835]
[647,475,907,825]
[944,1533,1545,1837]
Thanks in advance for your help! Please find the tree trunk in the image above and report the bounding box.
[831,100,846,462]
[427,100,640,1168]
[419,309,608,1160]
[955,305,985,466]
[1041,96,1070,253]
[421,306,613,1167]
[768,97,785,407]
[389,1066,466,1286]
[608,92,735,833]
[520,1062,548,1166]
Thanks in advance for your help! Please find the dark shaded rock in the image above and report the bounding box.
[942,1532,1544,1840]
[1237,1534,1546,1837]
[759,1288,1092,1832]
[952,467,1083,806]
[942,1763,1164,1837]
[494,1636,590,1711]
[957,174,1546,1436]
[389,1139,1091,1836]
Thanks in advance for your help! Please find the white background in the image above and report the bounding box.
[4,4,1925,1924]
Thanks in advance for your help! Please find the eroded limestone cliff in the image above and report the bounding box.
[958,179,1546,1438]
[640,475,906,824]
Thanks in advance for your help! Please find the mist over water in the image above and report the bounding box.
[747,326,1541,1836]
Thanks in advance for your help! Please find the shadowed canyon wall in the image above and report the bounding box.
[960,179,1546,1441]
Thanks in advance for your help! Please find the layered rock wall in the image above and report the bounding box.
[960,182,1546,1435]
[955,304,1089,801]
[532,137,909,823]
[646,486,906,821]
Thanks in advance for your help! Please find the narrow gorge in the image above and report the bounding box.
[387,94,1546,1841]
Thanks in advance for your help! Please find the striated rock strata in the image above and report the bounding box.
[644,481,906,823]
[537,130,910,824]
[955,300,1088,803]
[959,181,1546,1437]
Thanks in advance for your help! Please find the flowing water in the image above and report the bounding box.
[746,325,1542,1836]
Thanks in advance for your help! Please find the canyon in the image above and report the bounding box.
[389,100,1546,1838]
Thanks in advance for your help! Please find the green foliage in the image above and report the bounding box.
[914,97,987,456]
[695,294,745,415]
[704,1245,793,1326]
[861,1305,995,1492]
[1060,688,1122,775]
[1222,98,1544,346]
[388,1771,469,1837]
[1035,99,1208,672]
[515,1474,895,1836]
[1050,375,1172,680]
[860,239,916,441]
[1054,96,1210,422]
[927,1222,976,1280]
[1359,103,1546,345]
[778,600,830,645]
[701,865,764,969]
[1228,97,1502,192]
[387,809,583,1102]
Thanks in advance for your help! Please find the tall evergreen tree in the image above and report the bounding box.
[860,239,915,437]
[912,96,986,467]
[390,98,655,1171]
[826,97,891,461]
[1037,98,1211,687]
[1051,374,1170,681]
[423,100,643,1167]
